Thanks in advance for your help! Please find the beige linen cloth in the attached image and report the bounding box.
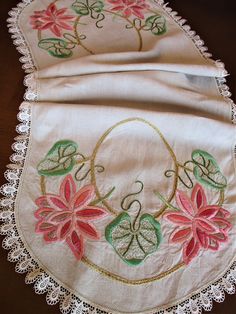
[1,0,236,313]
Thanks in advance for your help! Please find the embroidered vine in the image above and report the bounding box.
[156,149,231,264]
[30,0,167,58]
[105,180,162,265]
[35,118,231,283]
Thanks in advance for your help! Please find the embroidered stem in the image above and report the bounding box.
[103,9,143,51]
[154,191,180,211]
[90,186,115,206]
[218,190,225,206]
[37,30,42,41]
[75,164,104,181]
[74,15,94,54]
[132,203,142,230]
[121,180,144,211]
[90,118,179,217]
[177,162,193,173]
[40,176,46,195]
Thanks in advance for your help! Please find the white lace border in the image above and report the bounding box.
[1,0,236,313]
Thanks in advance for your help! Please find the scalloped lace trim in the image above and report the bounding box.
[1,0,236,313]
[7,0,38,101]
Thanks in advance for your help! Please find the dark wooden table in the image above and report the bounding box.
[0,1,235,313]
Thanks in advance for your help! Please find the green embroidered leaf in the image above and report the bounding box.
[38,38,73,58]
[90,0,104,13]
[144,15,166,35]
[72,1,89,15]
[37,140,78,176]
[72,0,104,16]
[192,150,227,190]
[105,212,162,266]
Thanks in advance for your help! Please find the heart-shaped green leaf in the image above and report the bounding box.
[37,140,78,176]
[144,15,166,35]
[192,149,227,190]
[90,0,104,13]
[105,212,162,266]
[72,1,90,15]
[38,38,73,58]
[72,0,104,15]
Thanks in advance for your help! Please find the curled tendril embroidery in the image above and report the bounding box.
[106,180,162,266]
[36,118,231,270]
[164,149,227,192]
[30,0,167,58]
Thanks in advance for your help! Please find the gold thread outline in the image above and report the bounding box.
[39,117,184,284]
[82,256,184,285]
[40,175,184,284]
[90,117,179,218]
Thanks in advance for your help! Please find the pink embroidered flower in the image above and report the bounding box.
[30,3,75,37]
[35,175,107,260]
[107,0,149,19]
[164,184,231,264]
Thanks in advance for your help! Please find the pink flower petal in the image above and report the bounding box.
[35,196,49,207]
[164,212,191,225]
[59,220,72,239]
[183,237,200,264]
[60,174,76,203]
[131,7,145,19]
[50,24,62,37]
[108,0,122,4]
[111,6,125,11]
[55,8,67,16]
[76,206,107,221]
[39,16,55,22]
[124,8,132,17]
[47,3,57,15]
[207,237,220,251]
[48,211,72,223]
[195,228,209,248]
[218,208,231,218]
[34,207,54,220]
[77,221,100,240]
[56,21,74,31]
[57,15,76,21]
[169,227,192,243]
[66,231,84,260]
[176,190,196,216]
[44,228,58,242]
[195,217,219,233]
[47,195,68,211]
[211,217,232,233]
[71,185,95,210]
[191,184,207,210]
[198,206,220,219]
[40,22,55,30]
[35,221,55,233]
[211,232,228,243]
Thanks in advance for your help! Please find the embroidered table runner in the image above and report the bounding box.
[1,1,236,313]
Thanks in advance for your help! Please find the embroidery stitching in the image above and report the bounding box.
[161,184,232,264]
[35,118,231,284]
[35,174,109,260]
[30,0,167,58]
[105,180,162,265]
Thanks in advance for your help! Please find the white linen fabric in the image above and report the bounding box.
[1,1,236,314]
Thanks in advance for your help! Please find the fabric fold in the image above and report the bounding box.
[38,53,225,79]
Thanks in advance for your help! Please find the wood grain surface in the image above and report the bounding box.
[0,0,235,313]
